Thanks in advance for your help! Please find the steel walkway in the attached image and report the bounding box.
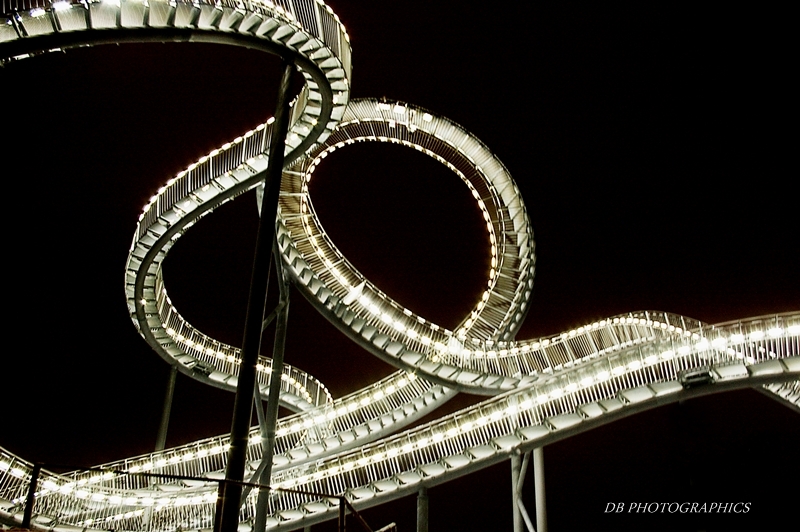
[1,2,797,531]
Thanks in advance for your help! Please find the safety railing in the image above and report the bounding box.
[2,313,796,530]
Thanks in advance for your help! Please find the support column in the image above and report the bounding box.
[533,447,547,532]
[512,452,536,532]
[22,463,41,529]
[155,365,177,451]
[417,486,428,532]
[511,454,523,532]
[216,60,295,532]
[253,268,290,532]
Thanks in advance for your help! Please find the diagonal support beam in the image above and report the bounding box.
[215,60,295,532]
[511,452,536,532]
[253,262,291,532]
[155,365,178,451]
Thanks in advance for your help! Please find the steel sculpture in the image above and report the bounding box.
[1,1,797,531]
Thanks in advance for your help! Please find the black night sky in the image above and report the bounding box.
[2,2,798,531]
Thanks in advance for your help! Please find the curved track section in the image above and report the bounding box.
[1,3,798,532]
[277,98,535,395]
[1,315,798,531]
[1,0,353,411]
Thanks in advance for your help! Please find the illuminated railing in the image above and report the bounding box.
[153,270,332,410]
[1,6,797,531]
[4,314,794,530]
[1,0,353,410]
[276,99,537,394]
[57,373,450,493]
[258,313,799,527]
[1,0,49,16]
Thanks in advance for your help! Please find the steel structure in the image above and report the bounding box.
[1,1,798,531]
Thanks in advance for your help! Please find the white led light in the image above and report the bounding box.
[768,327,783,338]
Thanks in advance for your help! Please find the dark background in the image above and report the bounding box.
[2,2,797,531]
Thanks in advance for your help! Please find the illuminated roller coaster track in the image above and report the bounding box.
[1,1,798,531]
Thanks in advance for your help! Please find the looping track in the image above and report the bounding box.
[1,2,798,531]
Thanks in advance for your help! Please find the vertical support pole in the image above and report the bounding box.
[417,487,428,532]
[339,497,346,532]
[155,365,178,451]
[216,60,295,532]
[511,453,523,532]
[213,480,226,532]
[22,463,41,529]
[253,267,290,532]
[534,447,547,532]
